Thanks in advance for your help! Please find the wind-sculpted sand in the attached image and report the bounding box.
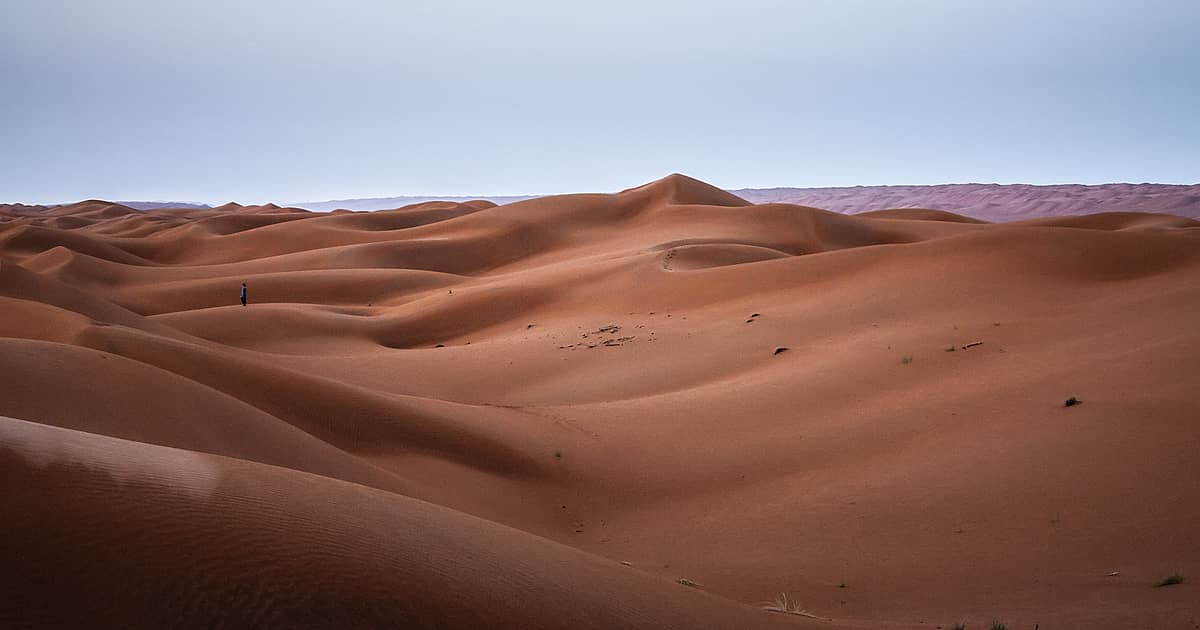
[2,175,1198,629]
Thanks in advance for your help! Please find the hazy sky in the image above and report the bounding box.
[2,0,1197,204]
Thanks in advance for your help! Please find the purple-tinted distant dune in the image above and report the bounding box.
[730,183,1200,221]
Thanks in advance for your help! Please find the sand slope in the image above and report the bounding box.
[0,417,812,630]
[2,174,1198,628]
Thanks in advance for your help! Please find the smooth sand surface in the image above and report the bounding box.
[2,174,1198,629]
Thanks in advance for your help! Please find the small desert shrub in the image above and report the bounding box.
[946,345,956,352]
[901,355,913,365]
[989,621,1007,630]
[951,624,966,630]
[1064,397,1081,407]
[761,593,815,618]
[1155,573,1185,587]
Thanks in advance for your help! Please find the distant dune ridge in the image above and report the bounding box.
[285,182,1200,219]
[109,200,214,211]
[14,182,1200,220]
[1,174,1198,629]
[293,194,539,212]
[731,183,1200,221]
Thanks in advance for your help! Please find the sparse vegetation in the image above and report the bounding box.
[946,345,956,352]
[677,578,700,588]
[951,623,966,630]
[990,621,1007,630]
[901,355,913,364]
[761,593,822,619]
[1064,397,1081,407]
[1155,573,1185,587]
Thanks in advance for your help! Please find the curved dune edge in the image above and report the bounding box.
[0,416,820,630]
[2,175,1199,629]
[853,208,988,224]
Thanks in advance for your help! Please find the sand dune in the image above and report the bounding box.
[735,183,1200,221]
[0,417,814,630]
[2,174,1197,628]
[278,182,1200,220]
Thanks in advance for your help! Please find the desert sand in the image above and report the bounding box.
[1,174,1198,629]
[290,182,1200,219]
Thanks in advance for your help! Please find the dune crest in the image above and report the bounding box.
[2,176,1198,629]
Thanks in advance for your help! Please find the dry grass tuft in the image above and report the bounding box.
[760,593,825,619]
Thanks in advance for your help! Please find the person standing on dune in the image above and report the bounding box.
[240,283,247,307]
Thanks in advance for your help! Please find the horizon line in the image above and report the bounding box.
[12,179,1200,208]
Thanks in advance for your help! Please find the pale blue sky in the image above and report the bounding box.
[2,0,1197,204]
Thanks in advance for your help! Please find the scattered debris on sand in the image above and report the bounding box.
[583,324,622,338]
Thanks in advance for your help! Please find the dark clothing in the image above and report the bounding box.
[240,286,247,306]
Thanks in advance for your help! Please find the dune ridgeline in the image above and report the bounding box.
[2,174,1198,629]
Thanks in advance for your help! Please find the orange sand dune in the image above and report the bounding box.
[0,417,816,630]
[1,174,1198,629]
